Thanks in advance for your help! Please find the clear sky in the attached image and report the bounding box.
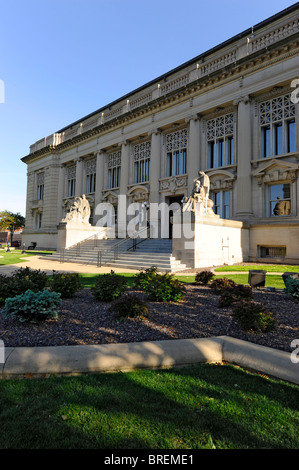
[0,0,297,216]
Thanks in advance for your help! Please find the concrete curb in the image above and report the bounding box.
[1,336,298,384]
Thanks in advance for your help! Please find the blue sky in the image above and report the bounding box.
[0,0,296,216]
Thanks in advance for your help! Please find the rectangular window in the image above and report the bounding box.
[287,119,296,153]
[260,94,296,158]
[107,151,121,189]
[85,159,96,194]
[86,173,96,194]
[37,184,44,200]
[166,129,188,177]
[133,141,151,183]
[260,246,286,259]
[211,190,230,219]
[67,178,76,197]
[269,183,291,216]
[207,113,234,168]
[261,125,271,158]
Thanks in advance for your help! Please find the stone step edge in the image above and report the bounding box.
[1,336,298,385]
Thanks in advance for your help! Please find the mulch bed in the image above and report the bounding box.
[0,284,298,353]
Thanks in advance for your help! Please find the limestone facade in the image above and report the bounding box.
[21,5,299,263]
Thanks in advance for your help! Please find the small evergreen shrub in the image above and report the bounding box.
[133,266,158,289]
[218,284,253,307]
[3,289,61,323]
[209,277,236,294]
[109,294,148,319]
[232,300,275,333]
[92,270,127,301]
[50,271,82,298]
[285,277,299,300]
[142,272,185,302]
[195,270,215,285]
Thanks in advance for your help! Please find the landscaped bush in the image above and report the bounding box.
[50,271,82,298]
[195,270,215,285]
[133,266,158,289]
[13,267,48,291]
[3,289,61,323]
[285,276,299,300]
[141,271,185,302]
[92,270,128,301]
[209,277,236,294]
[232,300,275,333]
[218,284,253,307]
[109,293,148,320]
[0,268,48,305]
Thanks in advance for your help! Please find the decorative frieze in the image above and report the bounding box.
[160,175,188,193]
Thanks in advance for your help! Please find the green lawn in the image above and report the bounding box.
[0,249,54,266]
[78,272,286,289]
[0,363,298,449]
[0,249,34,266]
[215,264,299,273]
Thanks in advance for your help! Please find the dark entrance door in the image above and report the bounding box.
[167,195,182,239]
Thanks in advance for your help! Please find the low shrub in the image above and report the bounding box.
[218,284,253,307]
[50,271,82,298]
[209,277,236,294]
[3,289,61,323]
[195,270,215,285]
[13,267,48,291]
[133,266,158,289]
[92,271,128,301]
[142,272,185,302]
[0,268,48,305]
[285,276,299,300]
[232,300,275,333]
[109,294,148,319]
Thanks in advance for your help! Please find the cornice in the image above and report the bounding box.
[22,33,299,165]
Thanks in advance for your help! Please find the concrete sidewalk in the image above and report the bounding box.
[1,336,298,385]
[0,254,140,276]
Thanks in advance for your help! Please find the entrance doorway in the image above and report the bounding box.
[166,195,183,239]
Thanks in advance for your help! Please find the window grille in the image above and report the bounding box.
[166,129,188,177]
[207,113,234,168]
[133,141,151,183]
[260,94,296,157]
[107,151,121,189]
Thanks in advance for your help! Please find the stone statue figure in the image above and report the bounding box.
[62,194,91,225]
[182,171,215,216]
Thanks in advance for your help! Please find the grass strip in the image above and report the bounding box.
[0,363,298,449]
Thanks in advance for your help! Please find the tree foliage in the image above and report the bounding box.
[0,211,25,244]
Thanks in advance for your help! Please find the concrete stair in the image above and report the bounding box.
[49,237,189,272]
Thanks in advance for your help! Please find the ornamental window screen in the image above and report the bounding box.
[85,159,96,194]
[260,94,296,158]
[166,129,188,177]
[133,141,151,183]
[67,165,76,197]
[207,113,234,168]
[107,151,121,189]
[36,172,45,200]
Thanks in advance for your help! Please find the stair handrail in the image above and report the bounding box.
[97,225,149,267]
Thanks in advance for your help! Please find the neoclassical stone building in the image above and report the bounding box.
[21,4,299,264]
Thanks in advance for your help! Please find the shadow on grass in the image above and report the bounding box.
[0,364,298,449]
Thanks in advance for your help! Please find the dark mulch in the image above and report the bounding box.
[0,284,298,353]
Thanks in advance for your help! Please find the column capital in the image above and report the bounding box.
[233,95,251,106]
[148,128,162,137]
[185,113,200,123]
